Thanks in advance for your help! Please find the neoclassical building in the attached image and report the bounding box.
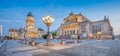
[58,12,113,39]
[91,16,114,39]
[25,12,40,38]
[9,12,46,39]
[9,29,18,39]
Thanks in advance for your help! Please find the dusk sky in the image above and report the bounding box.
[0,0,120,36]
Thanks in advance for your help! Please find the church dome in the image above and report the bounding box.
[26,12,34,23]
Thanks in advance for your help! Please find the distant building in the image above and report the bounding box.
[18,28,25,39]
[38,28,46,36]
[17,12,44,39]
[0,25,3,37]
[25,12,38,38]
[25,12,40,38]
[9,29,18,39]
[58,12,113,39]
[114,34,120,40]
[92,16,114,39]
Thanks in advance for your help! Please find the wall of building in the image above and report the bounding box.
[58,13,113,40]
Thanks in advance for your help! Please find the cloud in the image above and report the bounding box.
[0,19,11,23]
[0,19,24,24]
[0,19,25,28]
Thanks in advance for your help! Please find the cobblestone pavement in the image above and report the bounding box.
[5,40,120,56]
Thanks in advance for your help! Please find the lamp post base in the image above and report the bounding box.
[44,42,54,46]
[32,39,35,46]
[60,39,65,45]
[74,39,77,44]
[26,40,29,44]
[44,35,53,46]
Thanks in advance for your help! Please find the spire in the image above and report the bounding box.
[107,16,109,19]
[107,16,110,21]
[79,12,82,15]
[104,16,107,20]
[69,11,73,15]
[104,16,110,22]
[104,16,107,19]
[27,11,33,17]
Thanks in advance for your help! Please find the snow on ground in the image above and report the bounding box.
[27,49,49,55]
[50,45,73,50]
[6,39,49,56]
[12,52,32,56]
[7,40,27,49]
[5,39,120,56]
[7,46,37,52]
[36,40,120,56]
[50,40,98,50]
[11,49,49,56]
[6,39,98,56]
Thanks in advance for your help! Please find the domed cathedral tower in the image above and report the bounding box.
[26,12,34,28]
[25,12,37,38]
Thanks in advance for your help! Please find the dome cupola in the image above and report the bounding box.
[26,12,34,23]
[26,11,34,27]
[27,12,33,17]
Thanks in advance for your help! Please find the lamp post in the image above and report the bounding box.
[97,32,102,40]
[42,15,54,46]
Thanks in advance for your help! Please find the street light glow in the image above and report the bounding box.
[42,15,54,46]
[42,15,54,27]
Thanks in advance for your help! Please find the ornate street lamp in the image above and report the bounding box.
[42,15,54,46]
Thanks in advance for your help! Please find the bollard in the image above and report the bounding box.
[25,39,29,44]
[32,39,35,46]
[23,39,25,44]
[46,42,51,46]
[23,39,26,44]
[60,39,65,45]
[74,39,77,43]
[74,38,77,44]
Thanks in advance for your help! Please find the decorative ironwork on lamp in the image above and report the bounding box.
[42,15,54,46]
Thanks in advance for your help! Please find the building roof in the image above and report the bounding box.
[9,29,18,32]
[38,28,44,31]
[26,12,34,22]
[64,12,92,22]
[27,11,33,17]
[92,16,112,28]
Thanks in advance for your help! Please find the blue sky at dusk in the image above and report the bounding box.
[0,0,120,36]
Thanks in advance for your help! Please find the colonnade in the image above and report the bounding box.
[61,23,79,35]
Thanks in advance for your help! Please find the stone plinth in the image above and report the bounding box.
[60,39,65,45]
